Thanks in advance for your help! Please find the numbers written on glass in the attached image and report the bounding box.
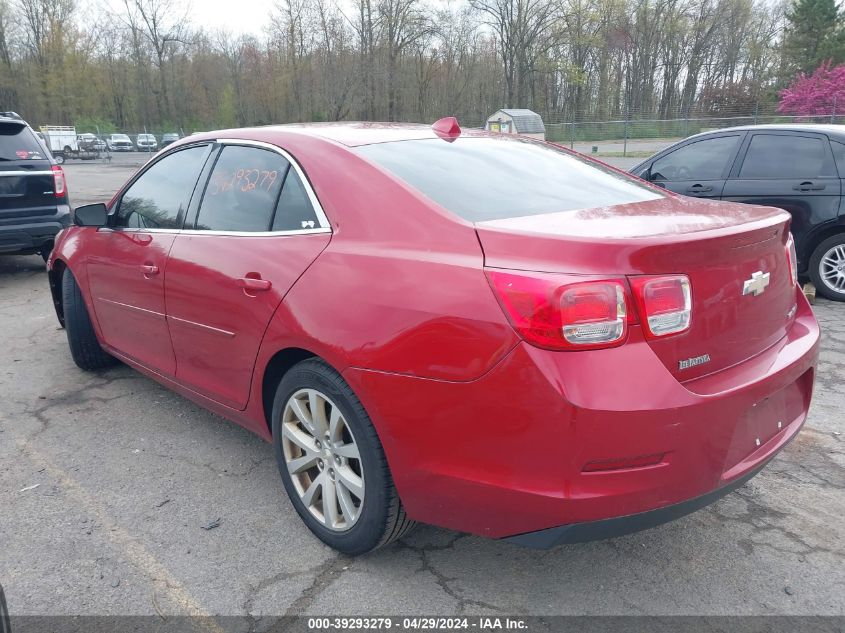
[209,168,281,196]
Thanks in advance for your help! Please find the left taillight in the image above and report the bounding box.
[786,233,798,287]
[52,165,66,198]
[629,275,691,338]
[485,269,629,350]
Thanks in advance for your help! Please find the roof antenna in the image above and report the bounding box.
[432,117,461,141]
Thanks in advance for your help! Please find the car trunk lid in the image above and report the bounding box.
[476,195,795,381]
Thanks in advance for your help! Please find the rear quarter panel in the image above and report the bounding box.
[251,135,519,385]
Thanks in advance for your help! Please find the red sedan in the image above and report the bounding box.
[47,120,819,554]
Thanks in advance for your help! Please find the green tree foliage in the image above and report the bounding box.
[782,0,845,75]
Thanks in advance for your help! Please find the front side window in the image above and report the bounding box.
[115,144,210,229]
[356,136,662,223]
[739,134,834,179]
[195,145,320,232]
[650,135,741,182]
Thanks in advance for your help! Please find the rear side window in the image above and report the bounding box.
[0,123,47,161]
[356,137,662,222]
[739,134,834,179]
[650,135,740,181]
[116,145,210,229]
[272,170,320,231]
[196,146,288,232]
[195,145,320,232]
[832,140,845,177]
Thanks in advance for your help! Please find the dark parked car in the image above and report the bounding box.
[0,112,70,260]
[160,132,180,147]
[631,125,845,300]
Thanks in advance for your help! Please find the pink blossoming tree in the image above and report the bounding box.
[778,61,845,115]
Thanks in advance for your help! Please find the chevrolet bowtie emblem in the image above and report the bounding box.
[742,271,770,296]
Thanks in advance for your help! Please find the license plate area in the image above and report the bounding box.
[724,378,807,471]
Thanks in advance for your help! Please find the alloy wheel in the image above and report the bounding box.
[820,244,845,294]
[281,388,365,531]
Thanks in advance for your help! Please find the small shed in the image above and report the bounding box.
[485,109,546,140]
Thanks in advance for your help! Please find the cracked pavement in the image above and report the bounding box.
[0,159,843,620]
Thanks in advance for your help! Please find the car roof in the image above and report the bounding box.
[198,122,492,147]
[685,123,845,140]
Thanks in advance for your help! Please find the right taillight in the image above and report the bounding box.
[485,269,629,350]
[51,165,66,198]
[629,275,692,338]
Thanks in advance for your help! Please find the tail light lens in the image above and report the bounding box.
[52,165,66,198]
[485,269,628,350]
[629,275,691,337]
[786,234,798,287]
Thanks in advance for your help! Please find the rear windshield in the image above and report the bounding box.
[356,136,662,222]
[0,123,47,161]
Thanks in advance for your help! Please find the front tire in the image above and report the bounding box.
[809,234,845,301]
[62,270,116,370]
[271,359,415,554]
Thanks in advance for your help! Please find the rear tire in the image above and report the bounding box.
[809,234,845,301]
[271,359,415,554]
[62,270,116,370]
[54,154,65,165]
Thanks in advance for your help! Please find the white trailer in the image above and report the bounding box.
[40,126,79,163]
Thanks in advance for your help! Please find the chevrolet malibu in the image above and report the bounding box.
[47,119,819,554]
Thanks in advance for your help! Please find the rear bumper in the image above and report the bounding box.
[503,452,778,548]
[344,287,819,541]
[0,206,70,253]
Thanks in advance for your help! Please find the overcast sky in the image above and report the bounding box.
[181,0,277,36]
[92,0,280,38]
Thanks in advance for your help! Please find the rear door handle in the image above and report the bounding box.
[140,264,159,276]
[686,184,713,194]
[793,181,825,191]
[237,277,272,292]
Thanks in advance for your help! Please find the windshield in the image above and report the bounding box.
[356,136,663,222]
[114,135,130,141]
[0,123,47,161]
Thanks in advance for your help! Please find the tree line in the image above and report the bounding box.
[0,0,843,135]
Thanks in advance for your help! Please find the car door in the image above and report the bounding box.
[165,141,332,410]
[84,144,212,374]
[722,131,842,268]
[642,133,745,199]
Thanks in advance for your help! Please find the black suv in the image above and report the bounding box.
[0,112,70,260]
[631,125,845,301]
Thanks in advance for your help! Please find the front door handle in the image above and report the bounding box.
[237,277,272,292]
[793,181,825,191]
[140,264,159,276]
[686,184,713,194]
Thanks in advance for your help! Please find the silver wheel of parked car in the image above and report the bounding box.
[281,388,365,531]
[810,234,845,301]
[820,244,845,294]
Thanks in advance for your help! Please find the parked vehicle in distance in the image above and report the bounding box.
[40,125,79,164]
[631,124,845,301]
[160,132,180,148]
[135,133,158,152]
[77,133,106,152]
[105,133,133,152]
[48,120,819,554]
[1,112,70,260]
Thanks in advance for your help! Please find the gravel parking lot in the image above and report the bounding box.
[0,155,843,622]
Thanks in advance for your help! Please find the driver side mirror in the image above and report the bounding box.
[73,203,109,227]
